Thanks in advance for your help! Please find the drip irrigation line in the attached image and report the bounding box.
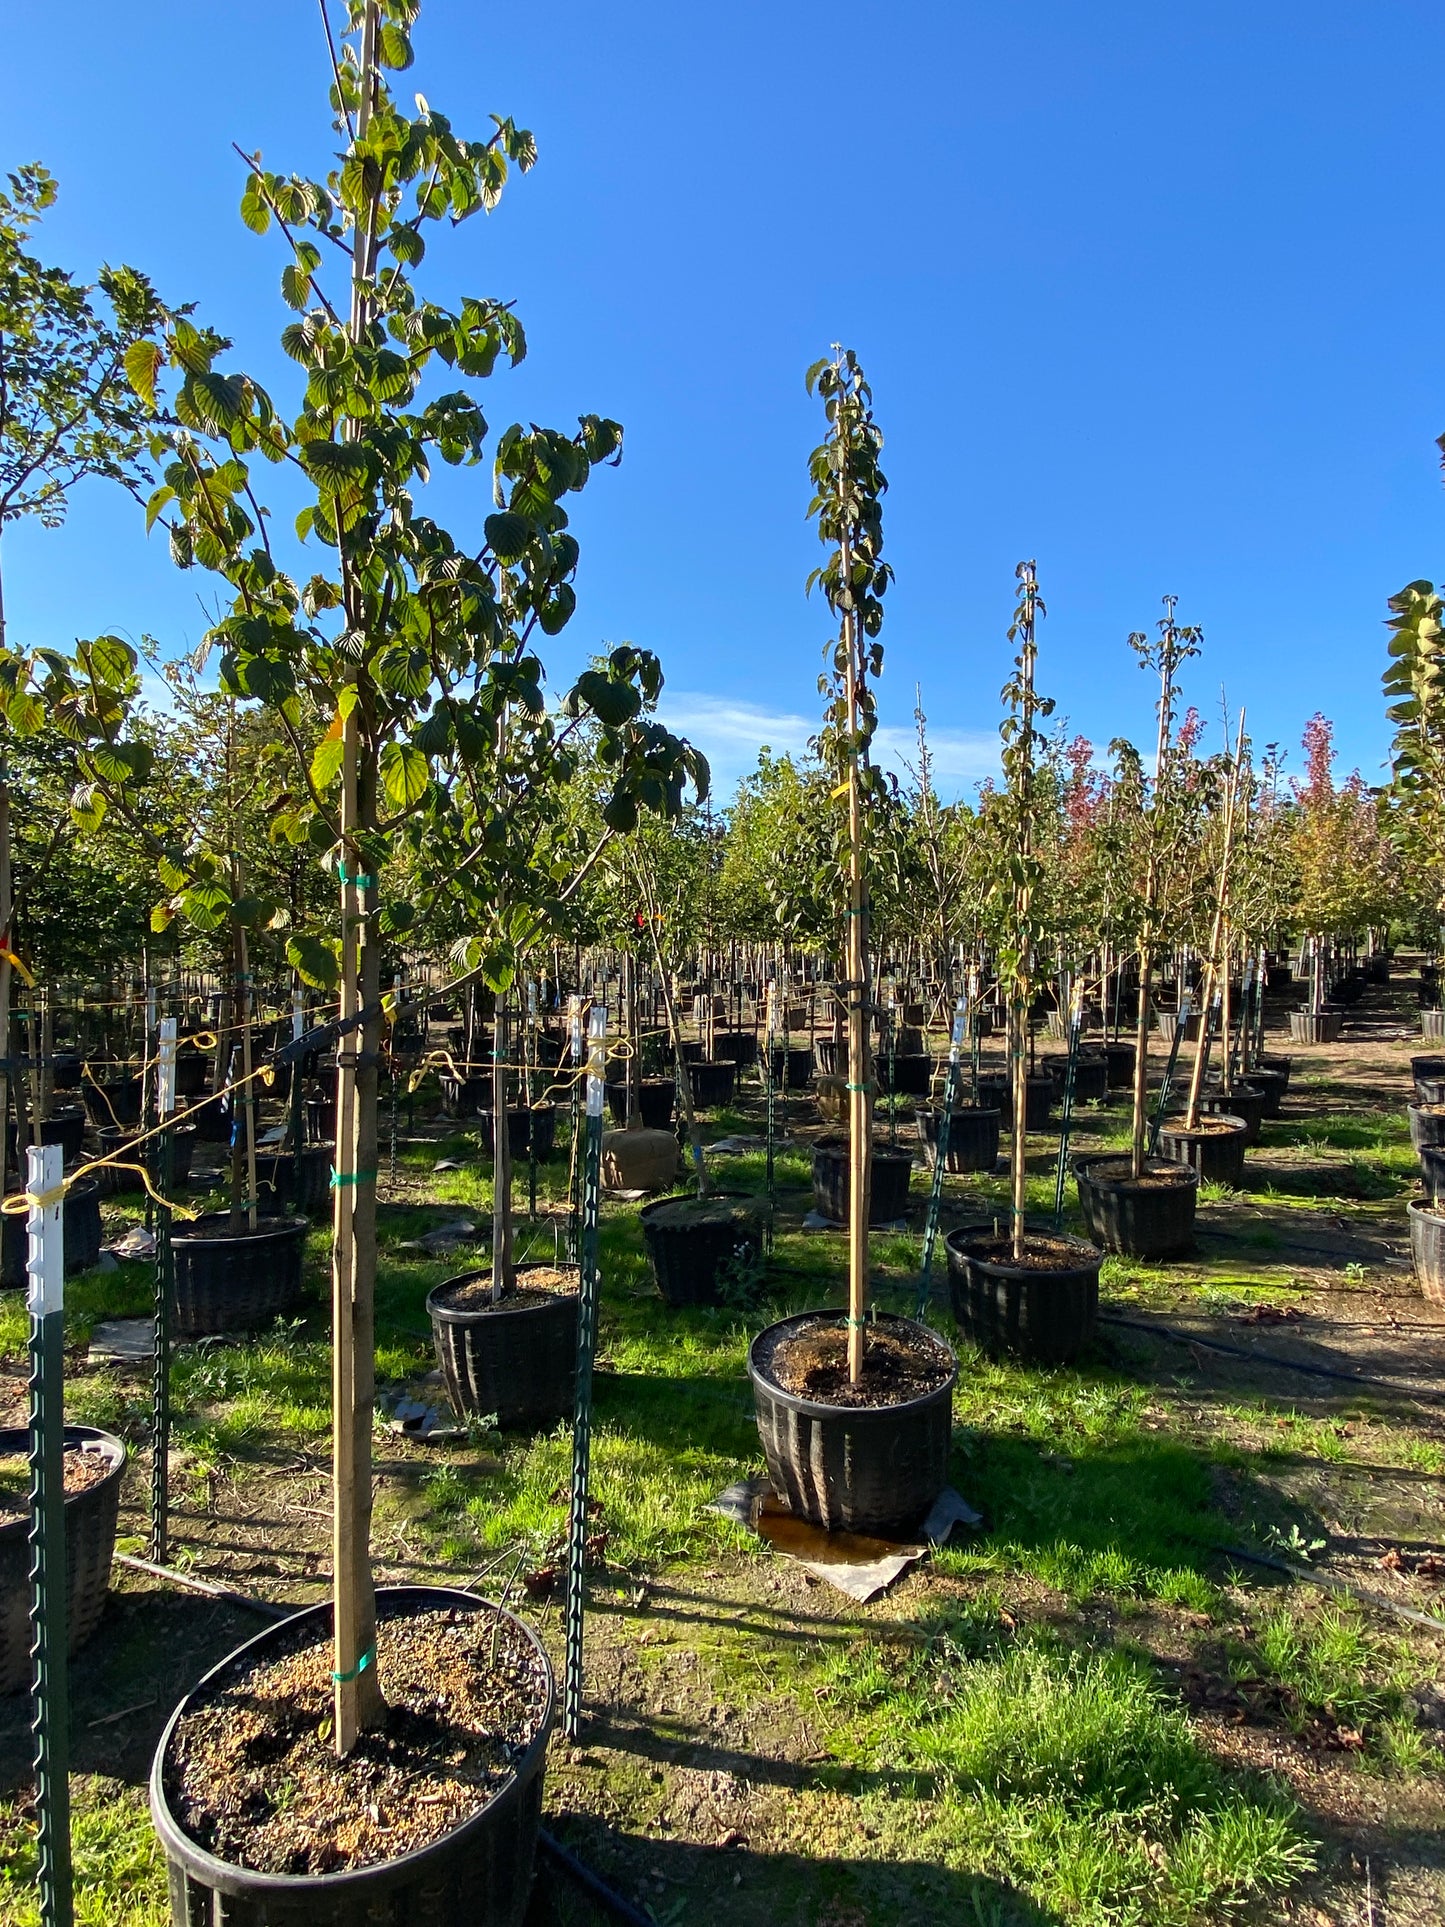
[1099,1312,1445,1404]
[537,1831,657,1927]
[114,1553,292,1619]
[1215,1543,1445,1639]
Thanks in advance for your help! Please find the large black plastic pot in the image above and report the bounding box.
[1248,1066,1289,1117]
[639,1192,766,1308]
[1157,1117,1248,1187]
[1266,962,1293,993]
[51,1051,82,1092]
[0,1425,125,1695]
[150,1586,554,1927]
[1258,1052,1293,1093]
[811,1136,912,1225]
[96,1124,197,1194]
[815,1039,846,1078]
[1101,1042,1136,1090]
[1408,1201,1445,1307]
[6,1103,87,1168]
[82,1073,144,1128]
[879,1052,932,1097]
[916,1105,1001,1175]
[1155,1009,1201,1042]
[255,1144,334,1217]
[1,1177,102,1288]
[1419,1145,1445,1203]
[427,1264,579,1427]
[975,1072,1053,1132]
[945,1226,1101,1364]
[1074,1155,1198,1260]
[767,1044,815,1088]
[441,1073,492,1119]
[174,1049,210,1099]
[605,1079,675,1130]
[749,1311,956,1533]
[170,1214,309,1337]
[1289,1008,1344,1044]
[1201,1082,1267,1145]
[712,1030,758,1070]
[687,1059,736,1109]
[677,1039,705,1066]
[480,1104,557,1164]
[1412,1056,1445,1107]
[1408,1104,1445,1154]
[1039,1053,1108,1105]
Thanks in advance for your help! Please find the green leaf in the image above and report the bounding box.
[150,901,177,935]
[311,736,345,792]
[125,340,163,408]
[240,179,271,234]
[379,23,413,67]
[484,510,530,562]
[287,933,340,991]
[380,742,430,810]
[574,669,641,728]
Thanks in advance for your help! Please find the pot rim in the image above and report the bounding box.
[171,1213,310,1248]
[427,1261,581,1323]
[1073,1154,1199,1192]
[1156,1116,1248,1140]
[748,1308,957,1420]
[0,1422,126,1546]
[811,1135,916,1166]
[637,1188,765,1228]
[944,1225,1104,1281]
[149,1585,555,1899]
[1408,1198,1445,1225]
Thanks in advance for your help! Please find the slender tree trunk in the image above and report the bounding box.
[841,566,872,1388]
[491,983,514,1300]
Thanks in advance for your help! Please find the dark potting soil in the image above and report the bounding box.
[644,1196,763,1230]
[0,1445,111,1519]
[759,1317,952,1409]
[1083,1158,1194,1190]
[963,1234,1092,1272]
[432,1268,577,1314]
[164,1603,549,1876]
[1165,1118,1244,1137]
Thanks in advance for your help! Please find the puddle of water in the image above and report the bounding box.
[753,1492,923,1565]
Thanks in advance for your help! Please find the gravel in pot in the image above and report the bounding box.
[749,1310,956,1533]
[0,1425,125,1694]
[151,1586,553,1927]
[1074,1154,1198,1259]
[428,1264,579,1427]
[945,1227,1101,1363]
[639,1192,766,1308]
[170,1213,309,1337]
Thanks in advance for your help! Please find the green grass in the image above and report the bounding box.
[0,1780,163,1927]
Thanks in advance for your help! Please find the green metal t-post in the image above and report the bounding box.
[917,992,969,1319]
[151,1019,177,1565]
[27,1141,72,1927]
[563,1003,607,1739]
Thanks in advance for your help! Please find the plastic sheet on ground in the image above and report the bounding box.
[707,1478,981,1602]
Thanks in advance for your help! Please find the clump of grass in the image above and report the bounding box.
[0,1778,164,1927]
[1244,1603,1416,1737]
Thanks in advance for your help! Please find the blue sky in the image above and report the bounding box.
[7,1,1444,798]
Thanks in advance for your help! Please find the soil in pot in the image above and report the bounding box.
[1156,1115,1248,1188]
[1074,1154,1198,1260]
[170,1214,309,1337]
[428,1265,579,1427]
[640,1192,766,1308]
[749,1311,956,1533]
[945,1228,1101,1364]
[916,1105,1000,1174]
[811,1135,912,1225]
[0,1426,125,1694]
[154,1589,552,1907]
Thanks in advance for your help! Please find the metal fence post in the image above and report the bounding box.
[563,1004,607,1739]
[151,1019,177,1565]
[27,1141,72,1927]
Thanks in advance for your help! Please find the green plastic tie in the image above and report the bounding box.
[329,1168,378,1189]
[338,862,376,889]
[331,1644,375,1684]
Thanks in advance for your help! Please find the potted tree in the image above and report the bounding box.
[750,350,955,1535]
[1073,599,1206,1259]
[945,564,1102,1362]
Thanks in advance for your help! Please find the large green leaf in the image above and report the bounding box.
[380,742,430,810]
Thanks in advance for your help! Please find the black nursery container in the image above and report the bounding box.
[638,1193,767,1308]
[255,1143,335,1217]
[1413,1055,1445,1106]
[96,1123,197,1194]
[427,1264,579,1428]
[480,1104,557,1163]
[0,1177,102,1288]
[1201,1082,1267,1145]
[1074,1154,1198,1260]
[1156,1116,1248,1188]
[1039,1052,1108,1106]
[1408,1104,1445,1155]
[1247,1066,1288,1117]
[82,1073,144,1128]
[170,1214,309,1337]
[687,1059,737,1109]
[915,1105,1001,1174]
[879,1053,933,1098]
[749,1310,956,1533]
[811,1136,912,1225]
[711,1030,759,1070]
[975,1072,1053,1132]
[1102,1041,1136,1090]
[767,1044,815,1089]
[149,1587,555,1927]
[5,1103,87,1169]
[605,1079,676,1130]
[945,1226,1101,1364]
[0,1425,125,1695]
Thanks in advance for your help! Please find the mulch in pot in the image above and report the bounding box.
[0,1444,110,1516]
[162,1601,550,1877]
[429,1267,576,1314]
[753,1317,953,1410]
[959,1231,1089,1269]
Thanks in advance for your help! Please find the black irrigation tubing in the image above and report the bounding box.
[1099,1312,1445,1405]
[1216,1543,1445,1639]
